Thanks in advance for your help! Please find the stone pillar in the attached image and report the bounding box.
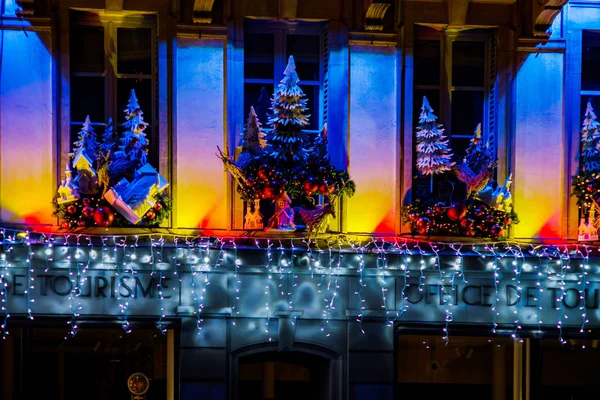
[175,27,229,229]
[512,37,566,239]
[347,33,400,234]
[0,16,54,225]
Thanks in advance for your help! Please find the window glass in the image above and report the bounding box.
[244,33,275,80]
[452,41,485,87]
[5,327,167,400]
[300,84,319,131]
[244,22,324,131]
[582,31,600,92]
[540,339,600,399]
[117,28,153,75]
[287,34,321,81]
[70,25,104,73]
[244,83,274,127]
[451,90,484,135]
[396,335,514,399]
[414,40,441,86]
[70,76,105,124]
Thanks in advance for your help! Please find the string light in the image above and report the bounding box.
[1,228,600,346]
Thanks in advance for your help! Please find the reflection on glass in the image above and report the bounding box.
[414,40,441,86]
[451,91,484,135]
[244,33,275,80]
[452,41,485,87]
[397,335,514,400]
[287,35,321,81]
[244,84,274,128]
[117,28,153,75]
[70,76,105,124]
[70,25,104,73]
[582,31,600,92]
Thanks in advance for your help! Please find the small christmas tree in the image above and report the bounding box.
[237,106,267,169]
[581,100,600,173]
[463,123,494,174]
[73,115,97,161]
[100,117,115,156]
[267,56,310,164]
[415,96,455,192]
[116,89,149,168]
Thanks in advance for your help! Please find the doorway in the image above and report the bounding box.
[237,351,332,400]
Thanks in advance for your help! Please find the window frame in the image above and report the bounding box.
[243,19,328,133]
[412,29,496,158]
[63,10,159,169]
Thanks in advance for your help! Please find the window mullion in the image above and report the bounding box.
[443,33,454,138]
[105,21,117,126]
[274,29,286,84]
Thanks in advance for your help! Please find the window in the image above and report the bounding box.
[413,29,495,162]
[69,11,158,165]
[243,20,328,133]
[412,28,496,201]
[396,334,514,399]
[581,31,600,122]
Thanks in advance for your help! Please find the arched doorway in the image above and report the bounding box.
[231,344,342,400]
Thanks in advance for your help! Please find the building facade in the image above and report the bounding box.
[2,0,600,399]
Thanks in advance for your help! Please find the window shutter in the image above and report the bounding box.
[486,33,498,156]
[321,23,330,126]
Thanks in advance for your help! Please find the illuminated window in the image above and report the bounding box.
[243,20,328,133]
[68,11,158,165]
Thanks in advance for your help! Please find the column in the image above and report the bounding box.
[347,34,400,234]
[175,28,229,229]
[512,37,566,239]
[0,15,54,225]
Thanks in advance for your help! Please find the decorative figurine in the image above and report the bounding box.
[265,192,296,231]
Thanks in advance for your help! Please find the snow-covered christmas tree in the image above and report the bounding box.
[267,56,310,164]
[415,96,455,192]
[116,89,149,168]
[73,115,98,161]
[581,100,600,173]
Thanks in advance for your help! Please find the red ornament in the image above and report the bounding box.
[246,178,255,187]
[465,229,475,237]
[460,218,474,230]
[434,203,445,214]
[485,214,496,224]
[82,206,94,218]
[262,187,276,199]
[409,213,419,222]
[257,166,270,181]
[61,221,70,230]
[93,207,115,227]
[473,207,484,217]
[489,225,503,238]
[504,215,512,226]
[82,198,91,206]
[154,202,162,211]
[447,203,467,221]
[67,205,77,214]
[146,210,156,220]
[303,180,318,195]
